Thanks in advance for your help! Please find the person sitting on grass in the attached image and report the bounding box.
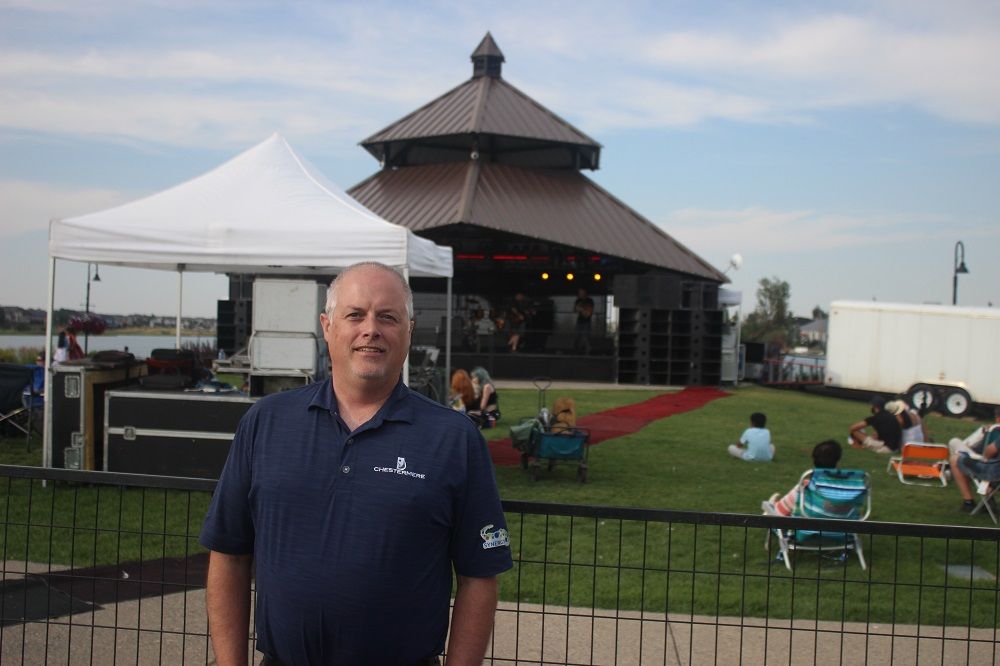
[448,368,476,413]
[951,407,1000,513]
[727,412,774,462]
[848,396,901,454]
[468,366,500,429]
[764,439,843,516]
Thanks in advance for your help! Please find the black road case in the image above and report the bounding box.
[104,389,255,478]
[49,360,147,470]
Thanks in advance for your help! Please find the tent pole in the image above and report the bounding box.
[43,257,56,469]
[402,266,410,386]
[445,277,452,393]
[175,267,183,349]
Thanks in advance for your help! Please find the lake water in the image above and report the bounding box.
[0,334,215,358]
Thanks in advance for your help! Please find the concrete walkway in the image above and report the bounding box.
[3,562,996,665]
[488,601,998,665]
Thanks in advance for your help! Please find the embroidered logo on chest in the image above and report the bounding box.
[373,456,426,479]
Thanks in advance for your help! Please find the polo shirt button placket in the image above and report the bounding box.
[341,438,354,478]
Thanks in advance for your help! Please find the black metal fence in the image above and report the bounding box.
[1,465,998,665]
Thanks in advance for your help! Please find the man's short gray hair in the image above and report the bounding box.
[325,262,414,320]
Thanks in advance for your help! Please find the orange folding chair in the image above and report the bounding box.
[887,442,950,487]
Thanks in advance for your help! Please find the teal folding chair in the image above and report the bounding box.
[766,468,872,571]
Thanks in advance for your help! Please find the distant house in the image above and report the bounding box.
[799,318,827,345]
[2,307,28,324]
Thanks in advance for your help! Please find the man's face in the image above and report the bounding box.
[320,267,413,390]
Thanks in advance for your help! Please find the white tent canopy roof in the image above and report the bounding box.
[48,133,453,278]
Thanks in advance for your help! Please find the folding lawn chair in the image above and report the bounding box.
[23,364,44,447]
[887,442,950,487]
[956,453,1000,524]
[0,363,35,442]
[764,468,872,571]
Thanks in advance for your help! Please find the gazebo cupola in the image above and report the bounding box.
[471,32,505,79]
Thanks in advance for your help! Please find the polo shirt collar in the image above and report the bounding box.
[308,376,415,426]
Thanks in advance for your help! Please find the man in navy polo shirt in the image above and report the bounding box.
[201,262,512,665]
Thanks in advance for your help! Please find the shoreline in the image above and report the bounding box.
[0,327,214,337]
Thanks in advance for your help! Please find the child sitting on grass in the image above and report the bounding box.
[727,412,774,462]
[763,439,843,516]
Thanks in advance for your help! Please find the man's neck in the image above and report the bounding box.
[332,378,397,432]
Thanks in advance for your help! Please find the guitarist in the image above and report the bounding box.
[573,288,595,354]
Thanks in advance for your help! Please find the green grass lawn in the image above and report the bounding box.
[486,384,997,627]
[1,384,996,626]
[493,384,985,524]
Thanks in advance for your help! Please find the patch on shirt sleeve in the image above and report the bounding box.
[480,524,510,550]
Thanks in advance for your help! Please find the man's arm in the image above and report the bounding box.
[848,420,868,434]
[206,550,253,666]
[445,574,498,666]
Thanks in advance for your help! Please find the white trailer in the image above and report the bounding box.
[824,301,1000,416]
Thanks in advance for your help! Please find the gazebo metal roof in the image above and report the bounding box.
[351,34,726,283]
[349,161,726,281]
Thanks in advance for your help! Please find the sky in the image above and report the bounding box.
[1,0,999,318]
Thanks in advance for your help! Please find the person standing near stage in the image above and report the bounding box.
[573,287,595,354]
[200,262,512,665]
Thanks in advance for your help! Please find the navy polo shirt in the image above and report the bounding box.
[200,378,512,665]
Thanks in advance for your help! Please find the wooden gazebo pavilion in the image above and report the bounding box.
[349,34,728,383]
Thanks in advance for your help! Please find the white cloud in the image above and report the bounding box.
[531,78,780,132]
[0,3,997,151]
[662,206,1000,259]
[658,205,1000,314]
[641,15,1000,125]
[0,180,127,237]
[661,207,907,255]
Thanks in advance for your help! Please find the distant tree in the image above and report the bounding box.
[811,305,827,320]
[742,276,797,349]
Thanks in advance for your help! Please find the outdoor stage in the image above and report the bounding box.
[450,350,616,382]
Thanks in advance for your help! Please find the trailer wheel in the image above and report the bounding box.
[943,388,972,417]
[908,385,937,413]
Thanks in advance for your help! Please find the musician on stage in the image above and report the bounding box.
[573,288,595,354]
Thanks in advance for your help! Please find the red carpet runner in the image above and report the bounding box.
[488,386,729,466]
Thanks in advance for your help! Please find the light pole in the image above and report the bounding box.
[83,263,101,352]
[953,241,968,306]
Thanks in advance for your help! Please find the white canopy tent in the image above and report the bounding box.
[45,133,454,464]
[50,133,452,275]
